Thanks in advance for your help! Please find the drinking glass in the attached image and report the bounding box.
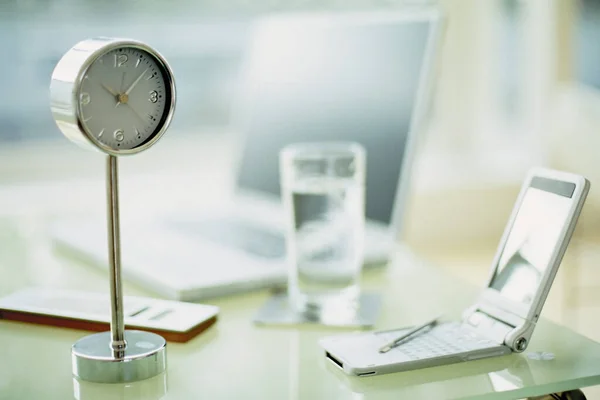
[280,142,365,320]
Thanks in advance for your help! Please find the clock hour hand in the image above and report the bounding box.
[101,83,124,108]
[101,83,118,97]
[124,68,148,96]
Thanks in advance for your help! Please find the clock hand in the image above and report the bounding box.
[100,83,123,108]
[119,72,126,92]
[101,83,118,97]
[125,103,147,124]
[124,68,148,96]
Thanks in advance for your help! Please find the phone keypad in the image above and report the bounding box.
[377,323,499,361]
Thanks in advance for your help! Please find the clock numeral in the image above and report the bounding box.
[149,90,158,103]
[80,92,91,106]
[145,72,156,80]
[135,58,142,68]
[114,129,125,142]
[98,129,105,138]
[114,54,128,67]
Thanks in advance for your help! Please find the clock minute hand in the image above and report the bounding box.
[124,68,148,96]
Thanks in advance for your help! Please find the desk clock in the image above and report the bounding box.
[50,37,176,383]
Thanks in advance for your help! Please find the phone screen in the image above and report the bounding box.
[489,177,576,305]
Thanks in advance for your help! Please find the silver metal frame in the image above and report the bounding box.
[49,37,176,383]
[106,155,126,352]
[50,37,176,156]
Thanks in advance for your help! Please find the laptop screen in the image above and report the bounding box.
[488,177,575,305]
[234,14,434,224]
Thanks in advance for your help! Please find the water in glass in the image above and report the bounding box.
[286,176,364,317]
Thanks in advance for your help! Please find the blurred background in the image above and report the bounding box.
[2,0,600,394]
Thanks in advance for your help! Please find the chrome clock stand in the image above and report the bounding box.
[49,37,176,384]
[71,156,167,384]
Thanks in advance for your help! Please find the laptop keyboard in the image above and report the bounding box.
[170,217,286,260]
[377,323,498,361]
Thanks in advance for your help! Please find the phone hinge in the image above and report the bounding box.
[464,309,515,344]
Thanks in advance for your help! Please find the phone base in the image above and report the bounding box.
[72,330,167,383]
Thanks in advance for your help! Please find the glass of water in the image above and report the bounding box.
[280,142,365,321]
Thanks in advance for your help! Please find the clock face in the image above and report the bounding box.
[77,46,171,151]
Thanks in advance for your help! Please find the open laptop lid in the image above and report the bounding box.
[467,168,589,349]
[231,10,443,234]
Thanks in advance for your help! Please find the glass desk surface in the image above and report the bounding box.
[0,216,600,400]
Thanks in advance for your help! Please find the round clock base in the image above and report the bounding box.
[72,330,167,383]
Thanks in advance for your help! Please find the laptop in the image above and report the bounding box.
[50,10,443,301]
[320,168,590,377]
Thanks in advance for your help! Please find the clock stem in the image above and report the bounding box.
[106,155,126,355]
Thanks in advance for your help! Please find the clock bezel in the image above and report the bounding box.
[51,37,176,156]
